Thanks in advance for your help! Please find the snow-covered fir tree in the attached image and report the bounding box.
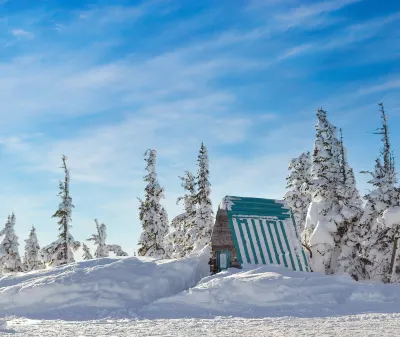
[358,104,400,282]
[137,149,169,257]
[82,243,93,260]
[88,219,128,258]
[41,155,80,267]
[0,213,24,273]
[284,152,312,235]
[24,226,44,271]
[165,171,197,258]
[192,143,214,251]
[303,108,343,274]
[335,129,363,278]
[88,219,109,258]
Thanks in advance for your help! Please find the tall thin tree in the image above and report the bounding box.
[192,143,214,251]
[359,103,400,282]
[41,155,80,266]
[335,129,363,278]
[137,150,169,257]
[303,108,342,274]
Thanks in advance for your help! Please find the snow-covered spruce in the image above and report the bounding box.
[192,143,214,252]
[137,149,169,257]
[0,213,24,273]
[41,155,80,267]
[303,109,346,274]
[359,104,400,282]
[284,152,312,235]
[24,226,44,271]
[335,129,363,278]
[165,171,197,258]
[82,243,93,260]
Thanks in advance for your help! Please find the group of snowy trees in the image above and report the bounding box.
[0,141,214,274]
[285,103,400,283]
[0,156,127,275]
[137,143,214,259]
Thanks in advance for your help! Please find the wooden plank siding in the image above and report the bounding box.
[211,208,241,270]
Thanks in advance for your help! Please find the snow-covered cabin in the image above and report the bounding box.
[210,196,310,273]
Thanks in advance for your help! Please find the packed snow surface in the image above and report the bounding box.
[4,314,400,336]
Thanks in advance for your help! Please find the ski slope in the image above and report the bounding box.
[1,247,400,335]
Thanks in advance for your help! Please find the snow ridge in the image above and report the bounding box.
[0,246,211,320]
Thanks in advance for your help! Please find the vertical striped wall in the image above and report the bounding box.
[229,216,309,272]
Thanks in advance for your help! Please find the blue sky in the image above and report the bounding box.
[0,0,399,257]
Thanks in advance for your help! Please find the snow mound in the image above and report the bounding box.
[143,265,400,319]
[0,246,210,320]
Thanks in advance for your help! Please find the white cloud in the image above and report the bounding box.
[11,29,35,39]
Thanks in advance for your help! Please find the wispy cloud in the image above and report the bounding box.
[11,29,35,39]
[77,6,143,24]
[274,0,362,28]
[75,0,177,25]
[357,79,400,96]
[259,11,400,63]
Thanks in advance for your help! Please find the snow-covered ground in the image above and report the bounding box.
[1,248,400,335]
[2,314,400,336]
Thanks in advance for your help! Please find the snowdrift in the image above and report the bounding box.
[2,247,400,321]
[143,265,400,319]
[0,246,210,320]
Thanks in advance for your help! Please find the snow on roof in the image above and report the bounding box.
[219,196,240,211]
